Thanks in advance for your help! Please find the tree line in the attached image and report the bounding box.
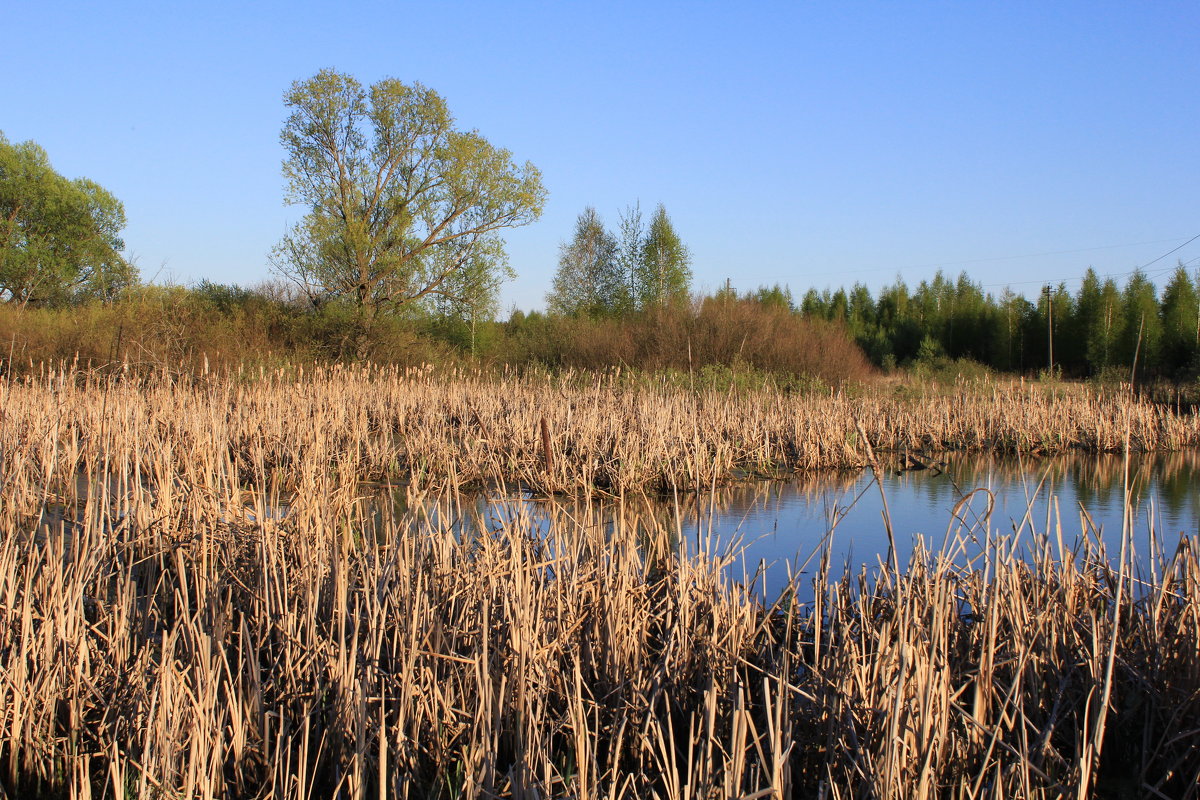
[792,267,1200,381]
[0,133,134,306]
[5,69,1199,384]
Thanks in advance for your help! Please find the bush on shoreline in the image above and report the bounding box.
[0,285,874,386]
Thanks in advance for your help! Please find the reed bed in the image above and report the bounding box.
[2,365,1199,504]
[1,365,1199,798]
[2,466,1198,797]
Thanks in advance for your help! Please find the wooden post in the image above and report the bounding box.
[539,416,554,476]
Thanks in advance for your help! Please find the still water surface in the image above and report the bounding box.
[415,451,1200,598]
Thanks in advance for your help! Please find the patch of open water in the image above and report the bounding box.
[44,451,1197,600]
[407,451,1200,598]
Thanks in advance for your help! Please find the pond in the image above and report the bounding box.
[404,450,1200,599]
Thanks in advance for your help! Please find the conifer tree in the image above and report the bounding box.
[1120,270,1161,375]
[1159,264,1199,376]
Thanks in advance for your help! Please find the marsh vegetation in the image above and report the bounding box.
[1,367,1198,798]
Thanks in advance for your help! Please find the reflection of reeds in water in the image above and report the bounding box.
[925,448,1200,491]
[482,470,863,550]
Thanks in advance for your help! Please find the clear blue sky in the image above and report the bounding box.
[5,1,1198,312]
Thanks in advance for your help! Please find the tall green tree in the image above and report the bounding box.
[877,279,922,364]
[613,202,644,314]
[994,289,1029,372]
[912,272,955,346]
[1049,282,1076,373]
[271,70,545,353]
[752,283,794,311]
[0,133,134,307]
[948,273,993,363]
[1089,277,1125,374]
[828,288,849,323]
[546,207,621,316]
[800,288,827,318]
[1159,264,1199,377]
[1119,269,1161,377]
[847,283,874,333]
[635,204,692,309]
[1074,269,1104,375]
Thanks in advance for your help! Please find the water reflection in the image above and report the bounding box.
[692,451,1198,588]
[392,450,1200,598]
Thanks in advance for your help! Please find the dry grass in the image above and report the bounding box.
[3,364,1198,501]
[1,365,1198,798]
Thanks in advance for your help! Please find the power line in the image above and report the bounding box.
[1135,231,1200,270]
[979,231,1200,289]
[761,235,1194,285]
[907,236,1194,272]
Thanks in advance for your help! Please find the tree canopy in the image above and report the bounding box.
[0,132,134,307]
[790,264,1200,380]
[546,207,622,316]
[271,69,546,348]
[635,204,692,309]
[547,202,692,317]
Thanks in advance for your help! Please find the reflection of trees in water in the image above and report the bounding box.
[1147,452,1200,520]
[483,473,864,533]
[385,450,1200,548]
[679,471,863,521]
[894,451,1200,524]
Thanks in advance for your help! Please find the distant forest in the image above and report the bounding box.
[790,265,1200,380]
[3,264,1200,386]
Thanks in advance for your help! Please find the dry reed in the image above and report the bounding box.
[3,364,1198,501]
[1,365,1198,798]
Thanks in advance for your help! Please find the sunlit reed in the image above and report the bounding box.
[1,365,1197,798]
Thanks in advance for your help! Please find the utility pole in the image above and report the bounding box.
[1043,285,1054,373]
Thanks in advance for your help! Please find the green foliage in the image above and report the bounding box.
[548,201,694,317]
[915,334,945,363]
[0,132,135,306]
[614,202,645,312]
[1074,269,1104,373]
[424,236,512,356]
[800,288,826,318]
[271,69,545,354]
[546,207,623,316]
[634,204,692,309]
[752,283,794,310]
[1120,270,1161,377]
[786,265,1200,383]
[193,279,257,314]
[1158,265,1199,378]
